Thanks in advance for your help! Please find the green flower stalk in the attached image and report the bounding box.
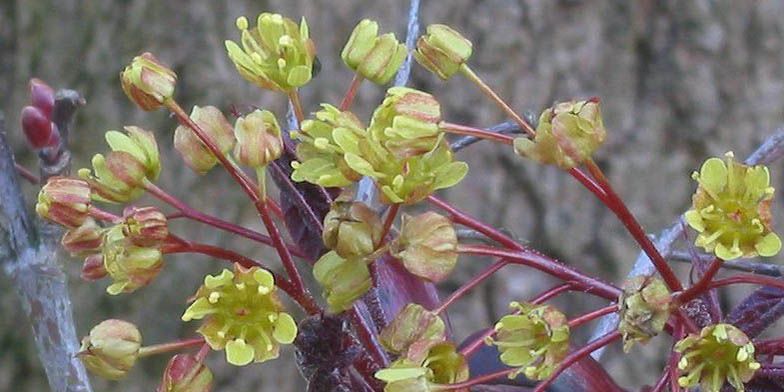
[101,226,164,295]
[684,152,781,260]
[341,19,407,85]
[174,105,235,175]
[312,250,372,313]
[233,109,283,168]
[120,52,177,111]
[487,302,570,380]
[674,323,760,392]
[225,13,315,92]
[78,126,161,203]
[375,341,469,392]
[391,212,458,282]
[617,276,671,352]
[514,99,606,170]
[322,194,383,259]
[291,104,366,187]
[36,176,92,228]
[77,319,142,380]
[380,303,446,356]
[414,24,473,81]
[181,265,297,366]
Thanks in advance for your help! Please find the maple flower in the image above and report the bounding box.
[375,341,468,392]
[225,13,315,91]
[181,265,297,366]
[367,87,443,158]
[674,323,760,392]
[77,319,142,380]
[36,176,91,228]
[617,276,671,352]
[120,52,177,111]
[684,152,781,260]
[487,302,570,380]
[174,105,235,175]
[391,212,458,282]
[322,195,383,259]
[232,109,283,168]
[312,251,372,313]
[157,353,213,392]
[414,24,473,80]
[101,226,163,295]
[341,19,407,85]
[380,303,446,356]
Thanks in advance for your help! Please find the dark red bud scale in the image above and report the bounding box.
[21,106,58,149]
[29,78,55,118]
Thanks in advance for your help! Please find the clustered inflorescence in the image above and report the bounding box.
[28,6,783,392]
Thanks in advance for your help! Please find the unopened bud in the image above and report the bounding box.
[313,251,371,313]
[380,304,446,355]
[233,109,282,167]
[414,24,473,80]
[120,52,177,111]
[36,177,91,228]
[323,195,383,259]
[78,319,142,380]
[391,212,458,282]
[157,353,213,392]
[174,105,235,174]
[62,218,104,255]
[122,206,168,247]
[30,78,55,118]
[81,253,108,281]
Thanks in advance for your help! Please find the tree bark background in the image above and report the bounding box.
[2,1,784,391]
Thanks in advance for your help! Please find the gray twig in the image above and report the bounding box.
[590,125,784,359]
[0,92,92,392]
[668,250,784,277]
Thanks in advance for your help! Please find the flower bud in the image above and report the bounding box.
[157,353,213,392]
[369,87,442,158]
[675,323,760,392]
[30,78,55,119]
[36,177,91,228]
[313,251,372,313]
[78,319,142,380]
[102,226,163,295]
[488,302,570,381]
[174,105,235,175]
[291,104,366,187]
[21,105,59,149]
[78,151,146,203]
[617,276,671,352]
[182,265,297,366]
[341,19,406,85]
[323,195,383,259]
[380,304,446,356]
[81,253,108,281]
[685,152,781,260]
[61,218,104,255]
[120,52,177,111]
[233,109,282,167]
[391,212,458,283]
[122,206,168,248]
[514,99,606,170]
[105,126,161,181]
[414,24,473,80]
[375,341,468,391]
[225,13,315,91]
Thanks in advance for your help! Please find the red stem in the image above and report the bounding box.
[568,167,608,203]
[649,363,671,392]
[675,257,723,304]
[339,73,363,111]
[87,206,121,223]
[14,162,40,184]
[380,203,400,244]
[350,305,389,367]
[459,328,494,358]
[532,331,622,392]
[530,283,574,305]
[256,200,306,292]
[435,259,508,315]
[583,160,683,292]
[458,244,621,301]
[567,304,620,329]
[143,181,306,258]
[439,121,516,145]
[439,368,514,390]
[195,343,211,362]
[288,90,305,124]
[705,274,784,292]
[428,195,522,250]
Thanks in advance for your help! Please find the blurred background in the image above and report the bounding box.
[3,0,784,391]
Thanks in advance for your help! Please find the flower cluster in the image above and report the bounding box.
[617,276,671,352]
[685,152,781,260]
[341,19,407,85]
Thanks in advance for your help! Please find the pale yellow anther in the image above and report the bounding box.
[209,292,221,304]
[236,16,249,31]
[235,283,246,291]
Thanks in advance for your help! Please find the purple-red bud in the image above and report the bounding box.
[81,254,108,281]
[21,105,58,149]
[29,78,55,118]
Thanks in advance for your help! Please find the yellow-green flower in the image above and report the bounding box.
[102,226,163,295]
[78,126,160,203]
[232,109,282,167]
[414,24,473,81]
[36,176,91,228]
[380,304,446,356]
[322,195,383,259]
[120,52,177,111]
[291,104,366,187]
[675,323,760,392]
[312,251,372,313]
[368,87,443,159]
[174,105,235,175]
[78,319,142,381]
[341,19,407,85]
[487,302,570,380]
[391,212,458,282]
[685,152,781,260]
[617,276,671,352]
[225,13,315,91]
[375,341,468,392]
[181,264,297,366]
[514,99,605,170]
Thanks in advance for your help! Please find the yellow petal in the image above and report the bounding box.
[755,232,781,257]
[699,157,727,198]
[225,338,255,366]
[205,269,234,289]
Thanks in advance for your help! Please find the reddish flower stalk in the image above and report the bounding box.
[339,73,363,111]
[457,244,621,301]
[14,162,40,184]
[87,206,122,224]
[705,274,784,292]
[379,203,400,244]
[530,283,574,304]
[142,180,306,258]
[674,257,723,304]
[138,337,205,358]
[531,330,622,392]
[434,259,508,314]
[439,121,516,145]
[439,368,515,390]
[428,195,526,251]
[287,90,306,124]
[583,160,683,292]
[567,304,619,329]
